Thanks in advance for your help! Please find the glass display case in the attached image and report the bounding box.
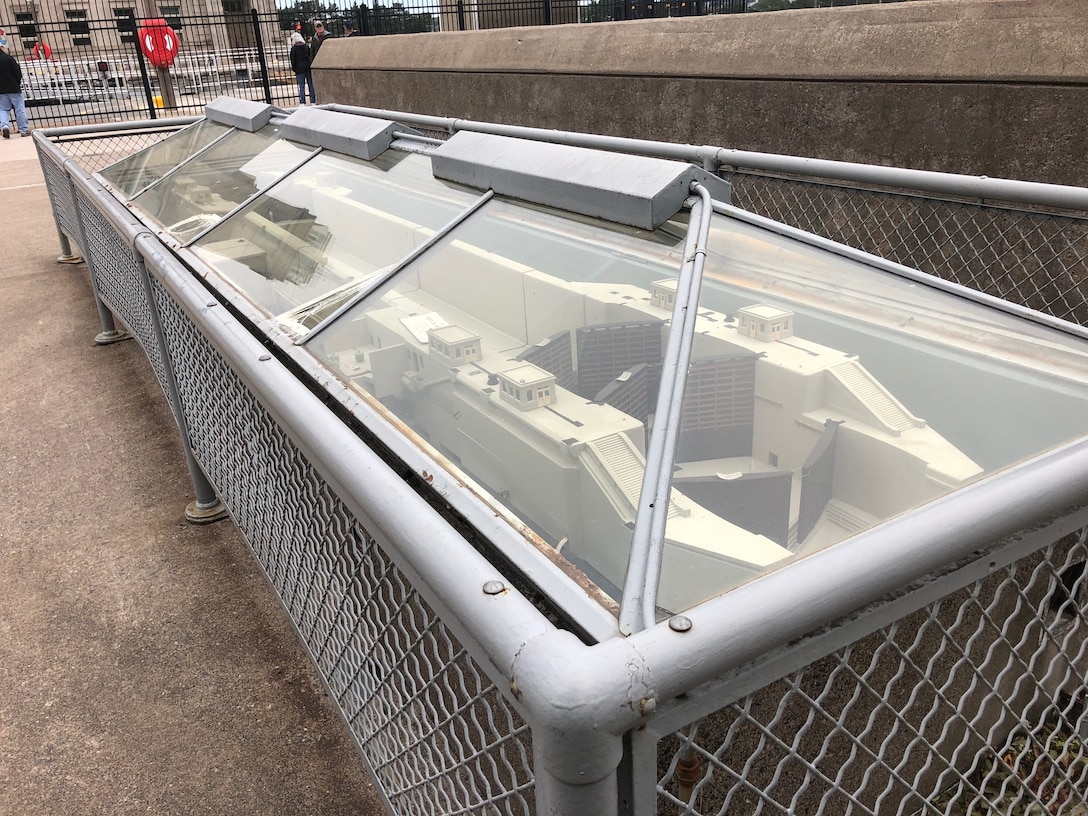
[111,104,1088,620]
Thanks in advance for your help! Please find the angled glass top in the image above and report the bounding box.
[99,119,230,198]
[300,196,1088,616]
[190,150,481,321]
[131,125,312,244]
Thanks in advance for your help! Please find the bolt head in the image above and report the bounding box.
[668,615,693,633]
[482,580,506,595]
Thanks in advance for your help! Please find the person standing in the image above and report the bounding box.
[310,21,329,59]
[0,46,29,139]
[289,32,315,106]
[344,21,360,37]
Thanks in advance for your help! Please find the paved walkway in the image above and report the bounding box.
[0,132,387,814]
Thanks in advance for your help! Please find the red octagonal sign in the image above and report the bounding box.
[138,19,179,68]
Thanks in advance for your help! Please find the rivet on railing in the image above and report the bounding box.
[669,615,693,633]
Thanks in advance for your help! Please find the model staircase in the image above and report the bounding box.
[829,361,921,434]
[581,434,682,521]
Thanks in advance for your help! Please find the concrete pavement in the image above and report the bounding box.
[0,131,388,814]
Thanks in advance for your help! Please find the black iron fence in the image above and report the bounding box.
[1,0,907,128]
[0,11,300,127]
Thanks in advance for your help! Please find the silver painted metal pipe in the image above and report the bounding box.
[303,190,494,344]
[325,103,1088,212]
[619,184,713,635]
[713,147,1088,211]
[37,116,202,139]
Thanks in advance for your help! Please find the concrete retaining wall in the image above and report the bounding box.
[312,0,1088,187]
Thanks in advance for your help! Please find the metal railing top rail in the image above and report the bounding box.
[40,117,204,139]
[324,103,1088,214]
[43,108,1088,218]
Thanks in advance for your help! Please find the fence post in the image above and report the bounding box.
[250,9,273,105]
[358,3,371,35]
[457,0,467,30]
[133,36,157,120]
[544,0,553,25]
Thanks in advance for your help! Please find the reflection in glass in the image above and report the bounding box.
[191,150,481,322]
[99,119,230,198]
[132,126,311,243]
[306,197,1088,617]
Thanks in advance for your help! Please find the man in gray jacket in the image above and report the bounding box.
[0,46,29,138]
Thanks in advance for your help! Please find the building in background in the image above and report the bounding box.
[0,0,279,60]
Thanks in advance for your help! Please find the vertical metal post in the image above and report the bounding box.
[133,236,228,525]
[618,729,660,816]
[63,167,131,345]
[544,0,552,25]
[457,0,466,30]
[619,184,714,634]
[133,34,157,120]
[54,223,84,265]
[535,764,619,816]
[250,9,272,104]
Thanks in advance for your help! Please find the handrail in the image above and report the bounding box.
[325,103,1088,213]
[619,182,714,635]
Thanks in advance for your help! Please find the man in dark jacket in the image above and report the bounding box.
[0,47,29,139]
[310,21,329,59]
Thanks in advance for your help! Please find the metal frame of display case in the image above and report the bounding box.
[35,104,1088,816]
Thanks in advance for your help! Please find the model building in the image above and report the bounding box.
[316,244,982,612]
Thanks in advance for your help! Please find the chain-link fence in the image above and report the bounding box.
[724,172,1088,328]
[36,115,1088,816]
[655,527,1088,814]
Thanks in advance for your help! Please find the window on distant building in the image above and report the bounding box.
[15,12,39,48]
[160,5,183,31]
[113,8,136,44]
[65,10,92,47]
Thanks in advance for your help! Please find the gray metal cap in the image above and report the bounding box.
[278,107,420,160]
[430,131,732,229]
[205,96,274,132]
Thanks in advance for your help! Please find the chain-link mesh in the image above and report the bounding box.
[726,173,1088,327]
[148,275,535,816]
[72,186,179,422]
[38,147,82,246]
[50,129,180,173]
[657,528,1088,815]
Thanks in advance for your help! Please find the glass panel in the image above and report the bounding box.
[307,197,1088,618]
[191,151,481,321]
[132,126,310,243]
[307,196,688,601]
[652,211,1088,613]
[99,119,229,198]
